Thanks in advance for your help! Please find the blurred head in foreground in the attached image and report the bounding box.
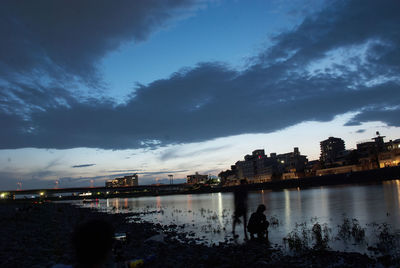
[72,219,114,268]
[256,204,266,213]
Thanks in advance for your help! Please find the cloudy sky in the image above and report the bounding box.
[1,0,400,190]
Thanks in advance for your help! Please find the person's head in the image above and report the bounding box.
[72,219,114,267]
[256,204,266,213]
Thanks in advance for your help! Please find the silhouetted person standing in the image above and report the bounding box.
[232,179,249,240]
[247,204,269,241]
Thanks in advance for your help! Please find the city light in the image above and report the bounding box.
[79,192,92,196]
[0,193,6,199]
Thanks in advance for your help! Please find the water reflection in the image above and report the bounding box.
[383,180,400,224]
[261,189,265,204]
[217,192,223,226]
[284,189,291,233]
[296,188,302,215]
[156,196,161,209]
[82,181,400,249]
[396,180,400,207]
[186,195,193,223]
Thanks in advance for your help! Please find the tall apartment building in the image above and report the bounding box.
[320,137,345,165]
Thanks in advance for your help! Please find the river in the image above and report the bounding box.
[79,180,400,252]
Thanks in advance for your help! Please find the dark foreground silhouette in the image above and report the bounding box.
[1,202,398,267]
[232,179,249,240]
[247,204,269,241]
[72,219,115,268]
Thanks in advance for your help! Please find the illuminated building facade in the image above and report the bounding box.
[378,148,400,168]
[105,174,138,187]
[187,172,208,184]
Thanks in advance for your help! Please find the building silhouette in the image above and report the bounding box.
[320,137,345,167]
[357,134,400,170]
[317,134,400,175]
[226,148,308,184]
[219,133,400,186]
[276,147,308,179]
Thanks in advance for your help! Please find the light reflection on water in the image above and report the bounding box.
[81,180,400,251]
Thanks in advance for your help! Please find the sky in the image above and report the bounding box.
[1,0,400,190]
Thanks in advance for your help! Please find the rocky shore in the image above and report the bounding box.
[0,201,397,267]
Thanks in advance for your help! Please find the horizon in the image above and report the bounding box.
[1,130,398,191]
[1,0,400,191]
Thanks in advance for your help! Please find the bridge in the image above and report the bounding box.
[0,183,192,200]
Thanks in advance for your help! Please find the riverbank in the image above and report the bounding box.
[5,166,400,202]
[1,201,398,267]
[194,165,400,194]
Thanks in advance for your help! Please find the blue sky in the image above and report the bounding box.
[1,0,400,190]
[101,0,322,101]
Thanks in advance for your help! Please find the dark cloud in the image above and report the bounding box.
[72,164,96,168]
[355,129,366,134]
[346,109,400,127]
[0,0,198,85]
[0,0,200,119]
[1,0,400,150]
[260,0,400,68]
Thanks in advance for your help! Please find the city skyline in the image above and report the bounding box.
[1,0,400,190]
[2,127,399,190]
